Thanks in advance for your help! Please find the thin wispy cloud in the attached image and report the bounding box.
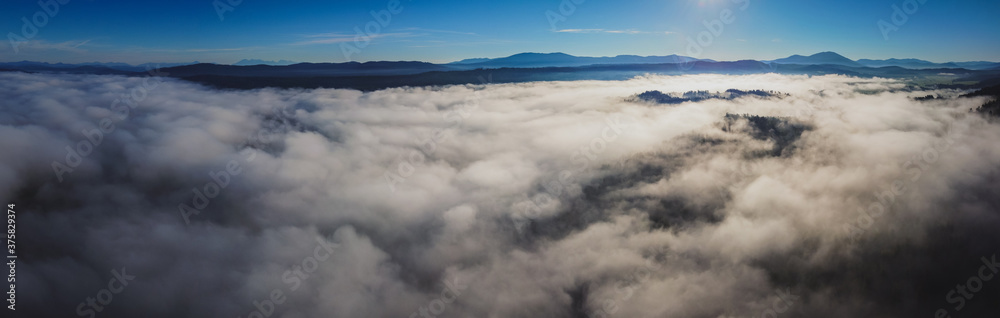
[405,41,516,48]
[399,27,478,36]
[116,46,261,54]
[181,47,254,52]
[555,29,672,35]
[1,0,997,64]
[293,32,414,45]
[5,39,92,53]
[554,28,604,33]
[296,29,506,50]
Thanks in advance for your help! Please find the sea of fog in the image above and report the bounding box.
[2,72,999,317]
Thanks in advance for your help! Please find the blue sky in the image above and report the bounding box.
[1,0,998,64]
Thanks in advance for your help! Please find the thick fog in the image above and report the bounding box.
[2,72,999,317]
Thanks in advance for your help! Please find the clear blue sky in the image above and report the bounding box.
[1,0,998,64]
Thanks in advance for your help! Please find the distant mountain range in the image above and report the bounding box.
[764,52,1000,70]
[853,58,999,70]
[449,58,492,64]
[156,60,1000,91]
[445,52,715,69]
[3,51,1000,91]
[857,58,959,69]
[2,52,998,76]
[446,52,999,70]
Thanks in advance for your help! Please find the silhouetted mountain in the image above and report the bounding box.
[448,58,492,64]
[854,58,1000,70]
[171,60,1000,91]
[5,53,1000,92]
[772,52,863,67]
[5,52,997,77]
[484,52,580,67]
[233,59,298,66]
[856,58,957,69]
[952,62,1000,70]
[449,52,713,69]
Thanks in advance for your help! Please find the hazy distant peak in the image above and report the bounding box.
[509,52,574,57]
[448,58,492,64]
[772,51,861,67]
[233,59,298,66]
[443,52,713,69]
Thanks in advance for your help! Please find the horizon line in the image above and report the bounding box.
[3,51,999,66]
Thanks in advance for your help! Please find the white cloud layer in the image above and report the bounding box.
[2,72,999,317]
